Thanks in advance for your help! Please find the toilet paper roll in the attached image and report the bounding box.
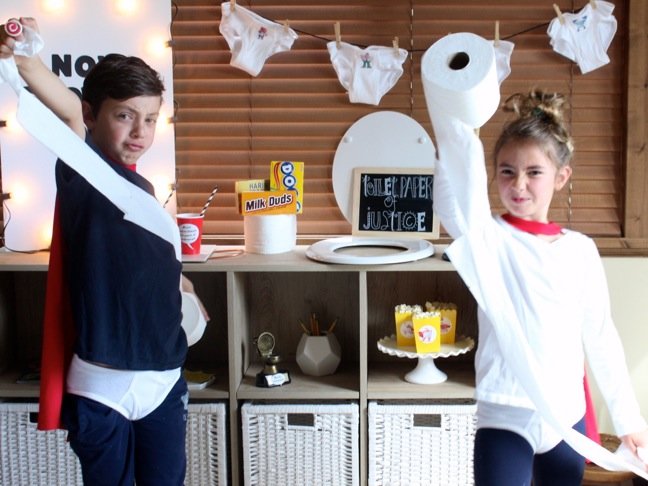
[244,214,297,254]
[421,32,499,128]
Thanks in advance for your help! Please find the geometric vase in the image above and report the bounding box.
[296,333,342,376]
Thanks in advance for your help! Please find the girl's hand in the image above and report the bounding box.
[620,428,648,466]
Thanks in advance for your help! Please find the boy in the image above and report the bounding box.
[1,17,203,485]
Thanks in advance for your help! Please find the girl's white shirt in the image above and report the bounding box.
[474,217,644,436]
[432,115,646,438]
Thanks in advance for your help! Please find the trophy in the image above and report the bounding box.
[254,331,291,388]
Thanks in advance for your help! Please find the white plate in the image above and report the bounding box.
[377,334,475,359]
[181,292,207,346]
[181,244,217,263]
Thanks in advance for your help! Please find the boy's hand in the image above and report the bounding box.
[181,275,210,322]
[0,21,17,59]
[4,19,22,37]
[0,17,39,61]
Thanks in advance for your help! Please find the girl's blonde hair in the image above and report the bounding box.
[494,89,574,168]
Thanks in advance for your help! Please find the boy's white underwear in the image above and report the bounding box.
[219,2,298,76]
[327,41,408,105]
[477,401,565,454]
[67,354,181,421]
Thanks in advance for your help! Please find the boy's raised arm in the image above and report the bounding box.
[0,17,84,138]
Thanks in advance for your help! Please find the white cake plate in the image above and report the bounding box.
[377,335,475,384]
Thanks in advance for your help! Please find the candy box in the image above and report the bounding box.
[235,179,268,210]
[426,301,457,344]
[238,189,297,215]
[270,161,304,213]
[393,304,421,347]
[412,310,441,353]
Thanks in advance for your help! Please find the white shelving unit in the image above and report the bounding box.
[0,245,477,485]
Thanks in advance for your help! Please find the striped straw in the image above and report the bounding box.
[199,185,219,217]
[162,183,176,208]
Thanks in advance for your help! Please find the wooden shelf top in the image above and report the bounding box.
[1,244,455,273]
[238,363,359,400]
[0,248,49,270]
[0,370,41,398]
[368,362,475,400]
[0,369,229,400]
[190,245,454,272]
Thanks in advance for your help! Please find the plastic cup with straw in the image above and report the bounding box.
[177,185,218,255]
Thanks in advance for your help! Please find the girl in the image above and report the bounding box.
[432,89,648,485]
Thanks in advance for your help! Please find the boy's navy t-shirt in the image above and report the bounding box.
[55,136,186,371]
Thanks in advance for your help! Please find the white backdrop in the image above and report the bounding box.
[0,0,175,251]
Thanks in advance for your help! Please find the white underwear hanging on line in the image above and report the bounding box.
[327,41,408,106]
[219,2,298,76]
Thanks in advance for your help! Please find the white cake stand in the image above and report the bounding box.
[377,335,475,384]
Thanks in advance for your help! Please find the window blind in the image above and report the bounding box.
[171,0,629,242]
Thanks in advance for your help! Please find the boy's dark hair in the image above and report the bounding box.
[82,53,165,117]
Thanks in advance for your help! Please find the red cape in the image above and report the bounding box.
[38,162,137,430]
[585,372,602,447]
[38,199,74,430]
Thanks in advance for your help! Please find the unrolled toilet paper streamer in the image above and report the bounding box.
[0,26,181,260]
[244,214,296,254]
[422,32,648,478]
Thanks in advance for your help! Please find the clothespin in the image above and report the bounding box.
[334,22,341,48]
[230,0,236,11]
[494,21,500,47]
[392,37,399,54]
[283,20,290,33]
[553,4,565,25]
[589,0,597,8]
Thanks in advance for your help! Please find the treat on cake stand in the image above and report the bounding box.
[377,335,474,384]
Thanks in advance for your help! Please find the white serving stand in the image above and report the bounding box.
[377,335,475,384]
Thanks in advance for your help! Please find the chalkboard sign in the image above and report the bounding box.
[351,167,439,239]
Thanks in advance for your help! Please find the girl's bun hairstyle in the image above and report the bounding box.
[495,89,574,167]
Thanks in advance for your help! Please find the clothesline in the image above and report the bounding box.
[170,1,617,105]
[170,1,574,53]
[290,21,552,53]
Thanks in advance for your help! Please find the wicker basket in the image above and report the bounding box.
[185,402,228,486]
[368,401,477,486]
[0,401,227,486]
[0,402,83,486]
[242,402,359,486]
